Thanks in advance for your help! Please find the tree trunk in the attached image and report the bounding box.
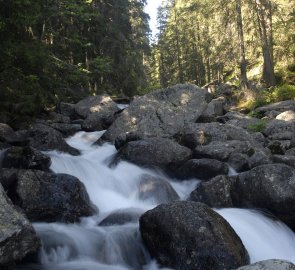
[254,0,276,86]
[236,0,249,89]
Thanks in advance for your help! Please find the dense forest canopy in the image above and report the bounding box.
[0,0,294,125]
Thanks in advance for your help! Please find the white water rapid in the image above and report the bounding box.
[18,131,295,269]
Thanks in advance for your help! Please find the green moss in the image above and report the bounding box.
[247,119,268,133]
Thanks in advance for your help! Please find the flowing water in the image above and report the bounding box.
[17,131,295,269]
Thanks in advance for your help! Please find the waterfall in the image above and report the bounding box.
[17,131,295,269]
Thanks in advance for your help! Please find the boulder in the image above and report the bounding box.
[102,84,211,142]
[175,159,229,181]
[48,112,71,124]
[115,138,191,173]
[11,170,96,223]
[190,175,234,207]
[217,112,261,130]
[276,110,295,121]
[267,140,290,154]
[139,201,249,270]
[193,140,255,161]
[263,119,295,140]
[255,100,295,115]
[28,124,80,155]
[248,151,272,169]
[272,155,295,169]
[0,184,40,266]
[99,208,143,226]
[178,122,258,149]
[2,146,51,171]
[74,95,118,119]
[234,259,295,270]
[47,123,81,137]
[0,123,15,142]
[57,102,76,118]
[191,164,295,230]
[0,169,17,191]
[82,111,117,131]
[137,174,179,203]
[286,148,295,156]
[198,98,224,122]
[228,153,249,172]
[114,131,144,150]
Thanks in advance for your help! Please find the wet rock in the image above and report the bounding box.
[11,170,96,223]
[139,201,249,270]
[2,146,51,171]
[57,102,76,118]
[99,208,143,226]
[82,110,118,132]
[137,174,179,204]
[276,110,295,121]
[190,175,234,207]
[114,131,144,150]
[0,123,15,142]
[0,184,40,267]
[48,123,81,137]
[190,164,295,230]
[175,159,228,181]
[115,138,191,173]
[28,123,80,155]
[102,84,211,142]
[234,259,295,270]
[0,169,17,191]
[74,95,118,119]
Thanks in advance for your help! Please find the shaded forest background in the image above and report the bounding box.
[0,0,294,125]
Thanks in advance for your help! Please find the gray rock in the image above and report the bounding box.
[272,155,295,168]
[99,208,143,226]
[11,170,96,223]
[139,201,249,270]
[235,259,295,270]
[82,110,118,131]
[267,140,291,154]
[286,148,295,156]
[48,112,71,124]
[175,159,229,180]
[48,123,81,137]
[263,119,295,140]
[0,123,15,142]
[248,151,272,169]
[255,100,295,115]
[115,138,191,173]
[276,110,295,121]
[102,84,211,142]
[2,146,51,171]
[250,132,267,146]
[178,122,258,149]
[74,95,118,119]
[58,102,76,118]
[0,169,17,191]
[194,140,255,161]
[228,153,249,172]
[137,174,179,203]
[217,112,261,130]
[190,175,234,207]
[190,164,295,230]
[114,131,144,150]
[0,184,40,266]
[199,98,224,122]
[28,124,80,155]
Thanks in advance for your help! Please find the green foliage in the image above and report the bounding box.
[271,84,295,101]
[247,119,268,133]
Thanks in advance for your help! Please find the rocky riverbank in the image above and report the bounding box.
[1,83,295,269]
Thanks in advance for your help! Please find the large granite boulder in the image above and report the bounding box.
[178,122,259,149]
[9,170,96,223]
[190,164,295,230]
[0,184,40,267]
[74,95,118,119]
[263,119,295,140]
[102,84,211,142]
[27,124,80,155]
[0,123,15,142]
[2,146,51,171]
[175,159,229,181]
[255,100,295,115]
[140,201,249,270]
[234,259,295,270]
[114,138,191,173]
